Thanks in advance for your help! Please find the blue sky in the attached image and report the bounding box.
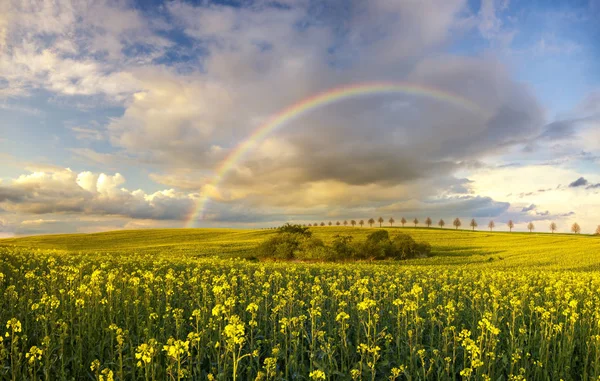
[0,0,599,236]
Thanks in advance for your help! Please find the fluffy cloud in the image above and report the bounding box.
[0,0,172,100]
[0,168,194,220]
[98,1,543,217]
[1,0,597,234]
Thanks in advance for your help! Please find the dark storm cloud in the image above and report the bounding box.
[521,204,537,212]
[0,187,25,203]
[103,1,546,196]
[380,196,510,219]
[569,177,588,187]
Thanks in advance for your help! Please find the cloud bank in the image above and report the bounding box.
[0,0,599,233]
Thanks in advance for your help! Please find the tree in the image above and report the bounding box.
[413,218,419,227]
[550,222,557,233]
[278,223,312,237]
[359,220,364,228]
[488,220,495,231]
[378,217,384,227]
[308,223,312,227]
[320,222,325,227]
[328,221,332,226]
[336,221,340,226]
[438,219,445,228]
[507,220,514,232]
[571,222,581,234]
[343,220,348,227]
[389,217,395,227]
[368,218,375,227]
[425,217,432,228]
[527,222,535,232]
[453,218,461,229]
[595,225,600,235]
[351,220,356,227]
[401,217,407,227]
[470,219,477,231]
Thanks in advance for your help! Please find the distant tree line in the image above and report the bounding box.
[285,217,593,235]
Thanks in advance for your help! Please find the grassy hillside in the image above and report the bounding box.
[2,227,600,379]
[2,226,600,270]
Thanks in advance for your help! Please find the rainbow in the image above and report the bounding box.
[185,82,489,227]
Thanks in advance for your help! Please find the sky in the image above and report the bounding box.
[0,0,599,236]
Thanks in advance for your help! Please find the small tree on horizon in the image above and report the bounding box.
[320,222,325,227]
[307,223,312,227]
[571,222,581,234]
[336,221,340,226]
[527,222,535,232]
[438,219,445,228]
[389,217,395,227]
[453,218,461,229]
[413,218,419,227]
[550,222,557,233]
[507,220,514,232]
[378,217,384,227]
[344,220,348,227]
[328,221,332,226]
[359,220,364,227]
[351,220,356,227]
[488,220,495,232]
[401,217,407,227]
[368,218,375,227]
[425,217,432,228]
[595,225,600,235]
[470,219,478,231]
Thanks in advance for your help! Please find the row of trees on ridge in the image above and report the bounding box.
[299,218,596,234]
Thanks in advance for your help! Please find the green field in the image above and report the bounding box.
[1,227,600,380]
[3,226,600,270]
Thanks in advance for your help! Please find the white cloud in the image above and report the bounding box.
[0,168,195,220]
[0,0,171,100]
[20,219,59,226]
[1,0,597,235]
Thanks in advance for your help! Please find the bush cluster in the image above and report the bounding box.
[256,225,431,261]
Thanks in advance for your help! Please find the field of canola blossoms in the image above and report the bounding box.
[1,228,600,380]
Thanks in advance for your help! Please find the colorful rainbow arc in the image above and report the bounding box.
[185,82,489,227]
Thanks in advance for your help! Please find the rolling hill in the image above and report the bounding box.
[2,226,599,270]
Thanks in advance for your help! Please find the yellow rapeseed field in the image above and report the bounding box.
[1,227,600,380]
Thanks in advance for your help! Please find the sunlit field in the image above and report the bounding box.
[1,228,600,380]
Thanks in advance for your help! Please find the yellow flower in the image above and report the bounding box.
[6,318,21,333]
[25,346,43,365]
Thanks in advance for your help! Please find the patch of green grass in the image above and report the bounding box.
[2,226,600,270]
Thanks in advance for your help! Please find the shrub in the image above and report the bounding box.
[256,229,431,261]
[413,241,432,258]
[296,237,330,260]
[330,235,355,261]
[278,223,312,237]
[366,230,389,243]
[255,233,303,260]
[359,230,393,259]
[392,233,432,259]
